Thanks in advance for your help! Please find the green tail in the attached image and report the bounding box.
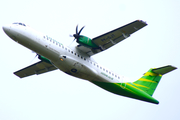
[133,65,177,96]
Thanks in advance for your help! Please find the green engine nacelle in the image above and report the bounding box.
[77,35,99,49]
[38,55,51,64]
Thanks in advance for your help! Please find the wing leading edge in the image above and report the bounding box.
[77,20,147,56]
[14,61,57,78]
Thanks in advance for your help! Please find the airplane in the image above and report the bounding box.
[3,20,177,104]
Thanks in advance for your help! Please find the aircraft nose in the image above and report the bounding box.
[2,25,13,37]
[2,25,10,33]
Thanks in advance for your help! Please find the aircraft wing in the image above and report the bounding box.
[14,61,57,78]
[77,20,147,56]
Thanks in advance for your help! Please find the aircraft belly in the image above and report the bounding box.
[53,56,98,81]
[53,56,119,83]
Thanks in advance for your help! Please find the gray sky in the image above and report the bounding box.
[1,0,180,120]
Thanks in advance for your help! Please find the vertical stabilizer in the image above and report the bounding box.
[133,65,177,96]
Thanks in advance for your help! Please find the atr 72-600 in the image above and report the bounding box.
[3,20,177,104]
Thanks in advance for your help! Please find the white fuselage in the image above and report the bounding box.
[3,23,126,83]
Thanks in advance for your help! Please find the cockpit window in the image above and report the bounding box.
[13,22,26,26]
[13,22,19,24]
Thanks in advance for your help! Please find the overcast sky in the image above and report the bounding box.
[1,0,180,120]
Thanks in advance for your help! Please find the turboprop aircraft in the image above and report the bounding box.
[3,20,177,104]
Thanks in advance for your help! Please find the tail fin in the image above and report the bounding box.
[133,65,177,96]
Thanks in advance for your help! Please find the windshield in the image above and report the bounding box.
[13,22,26,26]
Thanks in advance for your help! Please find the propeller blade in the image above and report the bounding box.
[30,53,38,63]
[69,38,76,46]
[69,34,73,37]
[76,25,78,34]
[78,26,85,35]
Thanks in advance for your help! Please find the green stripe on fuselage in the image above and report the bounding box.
[91,81,159,104]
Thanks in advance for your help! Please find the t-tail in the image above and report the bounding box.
[132,65,177,104]
[92,65,177,104]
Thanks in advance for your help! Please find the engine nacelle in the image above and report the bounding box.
[77,35,99,49]
[38,55,51,64]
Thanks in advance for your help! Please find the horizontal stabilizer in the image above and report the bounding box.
[152,65,177,75]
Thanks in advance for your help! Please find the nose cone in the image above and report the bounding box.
[2,25,11,35]
[2,24,18,41]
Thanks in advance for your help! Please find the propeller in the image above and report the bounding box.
[69,25,85,46]
[30,52,39,63]
[70,25,85,42]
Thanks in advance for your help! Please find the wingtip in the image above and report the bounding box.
[137,20,147,25]
[167,65,178,70]
[13,72,23,78]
